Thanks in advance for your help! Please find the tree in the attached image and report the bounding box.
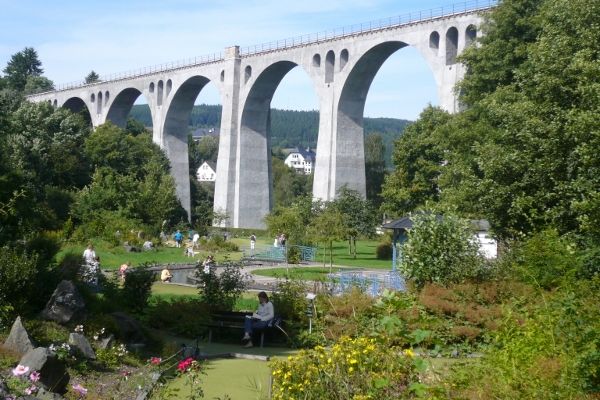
[271,157,311,208]
[364,133,386,207]
[381,106,450,217]
[85,70,100,84]
[307,203,345,270]
[3,47,43,91]
[23,76,54,94]
[333,186,377,258]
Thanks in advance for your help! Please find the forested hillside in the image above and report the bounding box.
[129,104,410,166]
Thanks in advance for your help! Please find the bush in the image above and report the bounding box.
[512,229,579,289]
[376,242,393,260]
[270,336,419,399]
[286,246,301,264]
[0,246,41,315]
[400,212,484,288]
[145,298,211,337]
[195,261,248,311]
[122,263,156,312]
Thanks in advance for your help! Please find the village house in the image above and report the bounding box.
[196,161,216,182]
[284,147,315,175]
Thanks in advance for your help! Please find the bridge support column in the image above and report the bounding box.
[214,46,242,227]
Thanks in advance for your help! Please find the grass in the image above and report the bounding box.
[56,240,243,270]
[150,340,297,400]
[149,282,259,311]
[314,239,394,269]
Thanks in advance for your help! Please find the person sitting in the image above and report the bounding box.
[160,267,173,283]
[142,240,154,251]
[242,291,274,348]
[185,246,195,257]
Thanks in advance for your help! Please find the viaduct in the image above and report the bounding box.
[28,1,493,229]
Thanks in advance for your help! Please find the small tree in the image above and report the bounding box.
[85,70,100,84]
[400,212,483,288]
[307,204,345,271]
[122,263,155,312]
[195,261,249,311]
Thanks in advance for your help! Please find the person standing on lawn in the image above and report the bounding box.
[242,291,274,348]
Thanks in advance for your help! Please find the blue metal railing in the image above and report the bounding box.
[242,244,317,262]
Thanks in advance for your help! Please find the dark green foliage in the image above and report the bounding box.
[84,70,100,84]
[145,298,211,337]
[364,133,387,206]
[375,242,393,260]
[400,213,484,288]
[272,157,312,208]
[3,47,44,91]
[122,264,156,312]
[511,229,579,289]
[271,279,308,326]
[195,261,248,311]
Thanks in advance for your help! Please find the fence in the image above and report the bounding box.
[242,244,317,262]
[328,270,406,296]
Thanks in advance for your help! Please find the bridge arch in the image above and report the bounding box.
[237,60,317,227]
[62,96,92,124]
[105,87,150,128]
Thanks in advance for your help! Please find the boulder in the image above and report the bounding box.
[41,281,85,324]
[2,316,35,355]
[68,333,95,360]
[110,312,146,343]
[19,348,69,393]
[98,334,115,350]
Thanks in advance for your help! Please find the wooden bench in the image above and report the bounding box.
[201,311,286,348]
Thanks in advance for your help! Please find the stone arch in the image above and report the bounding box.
[429,31,440,53]
[157,80,164,106]
[325,50,335,83]
[62,96,92,125]
[97,92,103,114]
[335,41,410,198]
[166,79,173,97]
[244,65,252,84]
[340,49,349,71]
[106,87,148,128]
[238,60,315,227]
[465,25,477,47]
[446,27,458,65]
[312,54,321,68]
[163,75,213,219]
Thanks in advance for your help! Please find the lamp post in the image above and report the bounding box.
[305,292,316,334]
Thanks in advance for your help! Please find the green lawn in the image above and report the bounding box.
[151,342,297,400]
[57,241,243,270]
[149,282,259,311]
[314,239,393,269]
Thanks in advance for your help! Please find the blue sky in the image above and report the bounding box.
[0,0,466,120]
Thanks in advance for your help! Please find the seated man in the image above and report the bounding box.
[160,267,173,283]
[185,246,195,257]
[242,291,274,348]
[142,240,154,251]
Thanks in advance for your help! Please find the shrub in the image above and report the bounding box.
[400,212,484,288]
[122,263,156,312]
[145,298,211,337]
[0,246,41,315]
[195,261,248,311]
[376,242,393,260]
[511,229,579,289]
[286,246,301,264]
[271,279,309,325]
[270,336,420,399]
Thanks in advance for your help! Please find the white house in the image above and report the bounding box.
[284,147,316,175]
[196,161,216,182]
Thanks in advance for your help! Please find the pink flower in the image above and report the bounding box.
[12,365,30,376]
[150,357,162,365]
[24,385,38,395]
[72,383,88,396]
[177,357,194,372]
[29,371,41,382]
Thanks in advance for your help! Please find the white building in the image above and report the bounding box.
[284,147,315,175]
[196,161,216,182]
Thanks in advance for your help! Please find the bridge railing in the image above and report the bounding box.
[51,51,224,92]
[39,0,496,95]
[240,0,497,56]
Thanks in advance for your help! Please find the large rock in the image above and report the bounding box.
[68,333,95,360]
[98,334,115,350]
[41,280,85,324]
[2,316,35,355]
[110,312,146,343]
[19,347,69,393]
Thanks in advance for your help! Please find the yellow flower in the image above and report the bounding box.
[349,359,358,364]
[348,366,354,373]
[403,348,415,358]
